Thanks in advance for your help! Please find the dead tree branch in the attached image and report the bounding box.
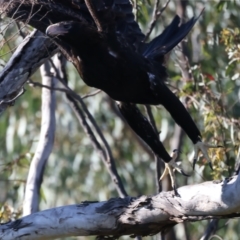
[1,175,240,240]
[23,60,56,216]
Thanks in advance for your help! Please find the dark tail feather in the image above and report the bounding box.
[143,12,202,60]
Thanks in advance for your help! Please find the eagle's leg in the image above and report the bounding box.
[117,102,189,196]
[148,76,222,172]
[159,149,189,197]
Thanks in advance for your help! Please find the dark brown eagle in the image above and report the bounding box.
[2,0,219,195]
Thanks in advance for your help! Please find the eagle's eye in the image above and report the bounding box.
[62,23,71,30]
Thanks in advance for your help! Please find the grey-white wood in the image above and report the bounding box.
[1,175,239,239]
[22,60,56,216]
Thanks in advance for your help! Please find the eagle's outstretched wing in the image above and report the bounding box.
[1,0,145,49]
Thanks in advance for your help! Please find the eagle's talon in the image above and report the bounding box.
[193,141,222,170]
[209,161,213,171]
[173,185,181,198]
[193,158,197,170]
[180,169,190,177]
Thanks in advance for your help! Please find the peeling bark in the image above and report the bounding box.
[1,176,240,239]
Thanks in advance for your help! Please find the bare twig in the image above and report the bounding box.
[15,22,28,38]
[52,54,127,198]
[144,0,170,42]
[28,79,101,99]
[81,89,102,99]
[84,0,103,32]
[200,219,219,240]
[144,105,163,193]
[28,79,71,93]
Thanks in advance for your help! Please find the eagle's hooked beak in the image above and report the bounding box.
[46,23,69,37]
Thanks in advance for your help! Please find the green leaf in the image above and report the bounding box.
[216,1,226,12]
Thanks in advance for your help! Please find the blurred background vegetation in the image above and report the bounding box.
[0,0,240,239]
